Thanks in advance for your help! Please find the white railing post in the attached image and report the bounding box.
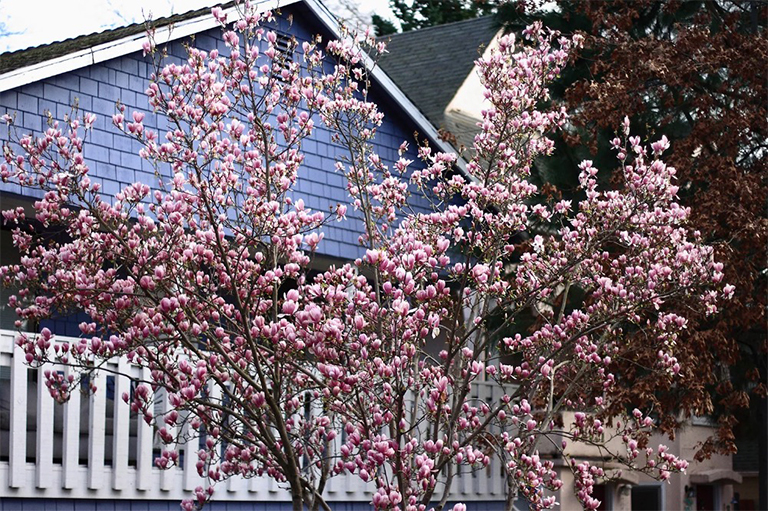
[158,388,177,492]
[35,364,54,489]
[112,358,131,490]
[489,383,500,497]
[9,346,28,489]
[221,384,238,495]
[182,413,202,492]
[325,430,339,496]
[459,455,469,496]
[61,364,82,489]
[88,369,106,489]
[136,366,154,491]
[205,380,223,494]
[474,382,488,497]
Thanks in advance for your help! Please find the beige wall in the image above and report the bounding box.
[732,473,759,509]
[538,415,736,510]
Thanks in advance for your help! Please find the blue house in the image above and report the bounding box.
[0,1,508,510]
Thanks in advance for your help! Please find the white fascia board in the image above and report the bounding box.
[302,0,470,175]
[0,0,298,93]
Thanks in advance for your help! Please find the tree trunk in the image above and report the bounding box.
[759,356,767,511]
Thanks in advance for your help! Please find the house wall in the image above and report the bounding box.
[0,3,432,264]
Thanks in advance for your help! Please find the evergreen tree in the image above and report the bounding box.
[373,0,494,34]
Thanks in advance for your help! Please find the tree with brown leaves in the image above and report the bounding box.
[505,0,767,506]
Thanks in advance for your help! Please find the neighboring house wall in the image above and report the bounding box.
[441,31,501,152]
[377,16,501,155]
[541,413,741,510]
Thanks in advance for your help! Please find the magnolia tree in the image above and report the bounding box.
[0,4,729,511]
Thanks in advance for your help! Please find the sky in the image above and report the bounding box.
[0,0,395,53]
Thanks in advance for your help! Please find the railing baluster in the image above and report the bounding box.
[62,364,81,489]
[248,472,261,493]
[88,369,106,489]
[112,358,131,490]
[136,366,153,491]
[459,455,469,496]
[9,346,28,488]
[477,383,489,497]
[325,431,338,495]
[35,364,54,489]
[159,387,176,492]
[221,381,237,495]
[182,412,201,492]
[205,379,222,494]
[487,382,498,497]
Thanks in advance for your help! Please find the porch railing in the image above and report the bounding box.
[0,329,508,502]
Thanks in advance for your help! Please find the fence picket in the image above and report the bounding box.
[112,359,131,490]
[61,364,81,489]
[136,367,154,491]
[35,365,54,488]
[87,369,106,489]
[9,347,28,489]
[182,414,201,491]
[158,387,176,492]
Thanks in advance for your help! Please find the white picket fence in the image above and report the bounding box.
[0,328,508,502]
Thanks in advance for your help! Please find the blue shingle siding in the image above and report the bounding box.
[0,5,434,263]
[79,76,99,96]
[0,90,17,109]
[16,92,38,113]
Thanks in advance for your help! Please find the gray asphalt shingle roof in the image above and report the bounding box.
[377,16,501,130]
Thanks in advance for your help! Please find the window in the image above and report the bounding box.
[632,484,663,511]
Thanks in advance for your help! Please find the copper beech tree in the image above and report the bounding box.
[0,5,731,511]
[555,1,767,462]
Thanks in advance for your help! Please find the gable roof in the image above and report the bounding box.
[0,0,466,172]
[376,16,502,130]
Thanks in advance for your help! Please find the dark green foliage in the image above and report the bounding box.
[372,14,398,36]
[375,0,495,33]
